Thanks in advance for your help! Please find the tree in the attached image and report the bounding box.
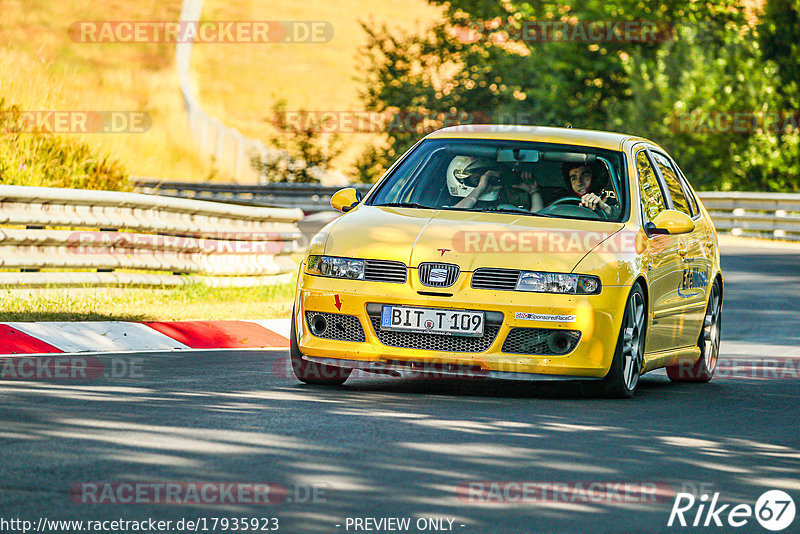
[616,19,800,191]
[252,101,343,183]
[758,0,800,94]
[357,0,799,190]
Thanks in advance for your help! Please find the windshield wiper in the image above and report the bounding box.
[482,206,532,214]
[479,207,554,217]
[377,202,433,209]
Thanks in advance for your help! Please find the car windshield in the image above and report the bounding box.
[367,138,628,222]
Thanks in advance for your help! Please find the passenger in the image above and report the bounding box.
[454,158,543,211]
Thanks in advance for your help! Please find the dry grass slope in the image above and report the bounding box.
[1,0,442,183]
[1,0,217,181]
[192,0,443,181]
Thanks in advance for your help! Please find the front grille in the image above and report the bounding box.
[364,259,407,283]
[305,311,366,342]
[502,328,581,355]
[418,263,460,287]
[369,316,500,352]
[472,268,521,291]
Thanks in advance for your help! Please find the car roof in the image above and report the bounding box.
[426,125,656,151]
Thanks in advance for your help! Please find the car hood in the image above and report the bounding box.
[320,206,625,272]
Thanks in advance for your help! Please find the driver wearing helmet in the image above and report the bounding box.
[451,157,543,211]
[561,161,619,218]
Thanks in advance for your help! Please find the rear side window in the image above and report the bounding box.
[636,150,666,223]
[651,151,692,217]
[665,155,700,217]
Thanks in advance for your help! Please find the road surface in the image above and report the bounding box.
[1,241,799,533]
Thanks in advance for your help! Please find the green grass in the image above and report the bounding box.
[0,98,131,190]
[0,281,295,322]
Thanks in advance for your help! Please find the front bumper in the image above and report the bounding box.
[295,271,631,378]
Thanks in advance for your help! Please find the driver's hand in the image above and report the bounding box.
[580,192,612,216]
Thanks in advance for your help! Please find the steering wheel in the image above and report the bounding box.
[542,197,609,219]
[548,197,583,208]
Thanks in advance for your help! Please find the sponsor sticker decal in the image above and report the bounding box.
[515,312,577,322]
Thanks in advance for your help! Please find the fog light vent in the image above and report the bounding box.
[304,311,366,342]
[502,328,581,355]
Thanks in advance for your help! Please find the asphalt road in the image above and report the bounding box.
[1,242,799,534]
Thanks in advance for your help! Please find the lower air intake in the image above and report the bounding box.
[305,311,366,342]
[502,328,581,355]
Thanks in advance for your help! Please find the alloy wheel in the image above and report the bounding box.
[702,283,721,373]
[622,290,646,390]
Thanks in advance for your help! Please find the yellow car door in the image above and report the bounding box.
[651,151,713,348]
[634,147,685,353]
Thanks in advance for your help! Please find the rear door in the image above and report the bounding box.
[650,150,711,347]
[634,146,683,353]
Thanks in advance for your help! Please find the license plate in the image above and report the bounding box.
[380,306,484,337]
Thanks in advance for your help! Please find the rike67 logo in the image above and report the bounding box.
[668,490,796,531]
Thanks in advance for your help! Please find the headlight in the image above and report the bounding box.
[306,255,365,280]
[515,272,601,294]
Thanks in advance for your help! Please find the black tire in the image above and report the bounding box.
[666,279,721,383]
[290,308,352,386]
[600,283,646,398]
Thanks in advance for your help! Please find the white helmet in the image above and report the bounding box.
[446,156,499,201]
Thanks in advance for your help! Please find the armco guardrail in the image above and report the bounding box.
[0,185,304,287]
[699,192,800,241]
[134,180,800,241]
[134,179,373,212]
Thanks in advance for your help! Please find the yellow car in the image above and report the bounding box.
[291,126,722,397]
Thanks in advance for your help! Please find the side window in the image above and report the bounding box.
[651,151,692,217]
[666,156,700,217]
[636,150,666,223]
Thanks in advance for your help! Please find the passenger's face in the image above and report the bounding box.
[569,166,593,196]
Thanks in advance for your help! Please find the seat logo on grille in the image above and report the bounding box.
[429,268,448,284]
[419,263,460,287]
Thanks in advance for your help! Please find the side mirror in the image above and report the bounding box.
[647,209,695,235]
[330,187,362,213]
